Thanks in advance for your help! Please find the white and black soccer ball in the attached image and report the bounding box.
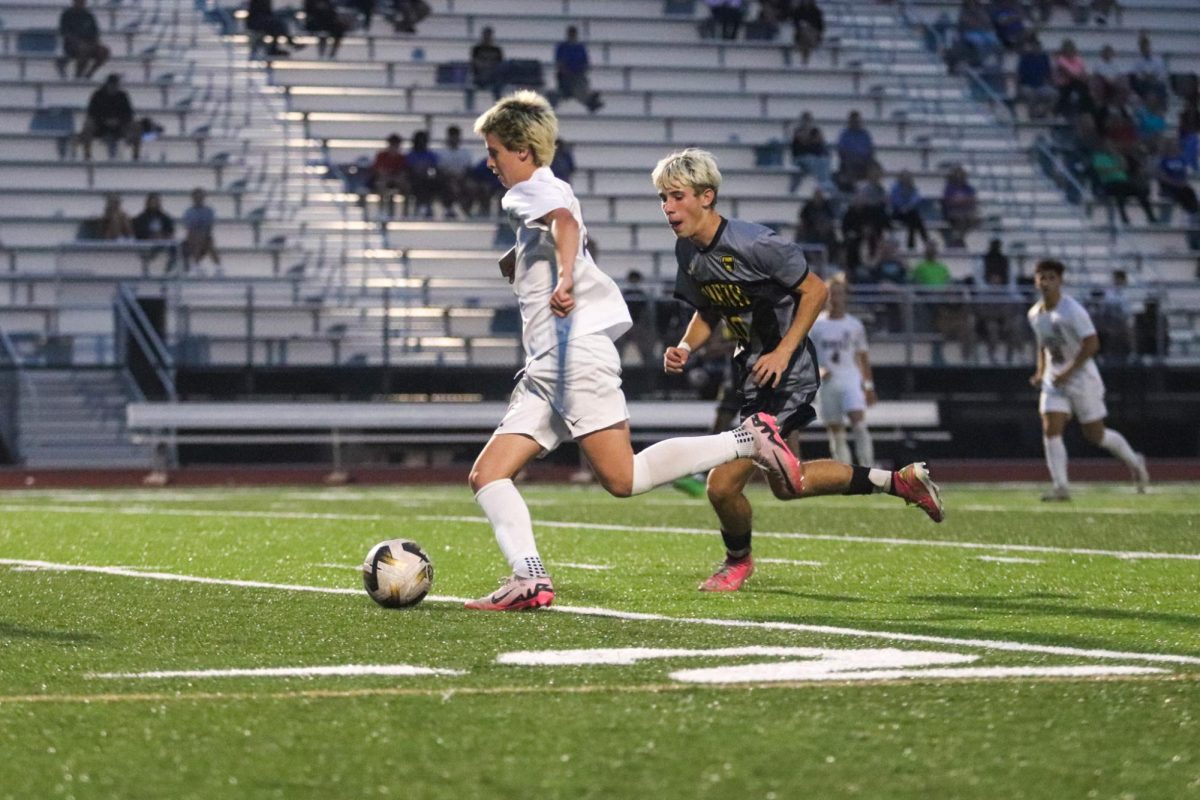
[362,539,433,608]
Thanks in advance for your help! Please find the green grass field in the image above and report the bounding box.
[1,482,1198,799]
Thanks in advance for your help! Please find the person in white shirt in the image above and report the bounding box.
[1027,259,1149,501]
[435,124,475,218]
[809,273,876,466]
[464,91,802,611]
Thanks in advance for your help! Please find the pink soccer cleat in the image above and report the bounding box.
[893,462,945,522]
[740,412,804,495]
[464,575,555,611]
[698,556,755,592]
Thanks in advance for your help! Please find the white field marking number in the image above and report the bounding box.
[495,646,1167,685]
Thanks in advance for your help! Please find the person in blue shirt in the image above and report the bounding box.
[834,110,875,190]
[404,130,440,218]
[552,26,603,113]
[1156,138,1199,218]
[888,170,929,250]
[1016,35,1055,120]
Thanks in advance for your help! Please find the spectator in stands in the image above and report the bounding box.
[841,170,889,276]
[888,170,929,250]
[464,156,503,217]
[1156,138,1199,221]
[97,193,133,240]
[1131,94,1167,151]
[347,0,375,31]
[470,27,505,99]
[982,237,1010,284]
[79,73,140,161]
[1016,34,1056,120]
[404,130,439,219]
[552,26,603,113]
[790,0,824,66]
[797,188,840,266]
[369,133,409,219]
[940,165,979,247]
[1128,31,1169,110]
[132,192,177,270]
[834,110,875,192]
[57,0,109,80]
[1090,44,1126,98]
[705,0,745,41]
[182,187,221,272]
[868,237,907,285]
[303,0,347,59]
[436,125,474,218]
[976,267,1023,364]
[911,240,951,286]
[1092,269,1134,362]
[620,270,661,392]
[1052,38,1090,117]
[388,0,430,34]
[1178,102,1200,174]
[789,111,832,193]
[987,0,1027,51]
[550,138,576,184]
[1092,141,1156,225]
[246,0,302,58]
[957,0,1002,66]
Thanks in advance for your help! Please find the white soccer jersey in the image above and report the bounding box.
[1027,293,1103,390]
[810,312,868,386]
[502,166,631,360]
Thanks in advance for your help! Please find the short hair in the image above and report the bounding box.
[1034,259,1065,276]
[650,148,722,204]
[473,90,558,167]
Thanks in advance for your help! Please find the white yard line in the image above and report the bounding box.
[3,558,1199,667]
[553,562,613,571]
[758,558,825,567]
[977,556,1044,564]
[419,515,1200,562]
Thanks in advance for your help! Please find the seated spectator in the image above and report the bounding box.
[303,0,346,59]
[1092,142,1156,225]
[1131,94,1167,150]
[97,193,133,240]
[975,268,1023,364]
[550,138,576,184]
[370,133,409,219]
[464,156,504,218]
[790,0,824,66]
[797,188,840,266]
[987,0,1027,51]
[181,188,221,272]
[470,27,505,98]
[940,165,979,247]
[911,240,951,286]
[388,0,430,33]
[834,110,875,191]
[1093,269,1134,362]
[57,0,109,80]
[789,111,832,193]
[869,238,907,284]
[132,192,177,270]
[1128,32,1169,109]
[982,237,1010,284]
[705,0,745,41]
[346,0,376,31]
[436,125,474,218]
[552,26,603,113]
[1016,35,1056,120]
[1090,44,1126,98]
[246,0,302,58]
[1156,138,1199,220]
[1052,38,1090,117]
[1178,103,1200,173]
[79,74,140,161]
[958,0,1002,66]
[842,168,889,274]
[404,130,439,219]
[888,170,929,250]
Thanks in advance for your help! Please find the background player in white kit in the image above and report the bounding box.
[465,92,800,610]
[809,273,877,466]
[1027,259,1149,501]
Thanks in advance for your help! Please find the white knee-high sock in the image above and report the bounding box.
[1043,436,1069,490]
[630,431,750,495]
[1099,428,1138,469]
[852,421,874,467]
[828,429,851,463]
[474,478,547,578]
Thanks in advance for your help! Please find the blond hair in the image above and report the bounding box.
[651,148,722,204]
[473,90,558,166]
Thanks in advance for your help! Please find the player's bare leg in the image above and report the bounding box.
[1040,411,1072,501]
[1079,418,1149,493]
[700,459,758,592]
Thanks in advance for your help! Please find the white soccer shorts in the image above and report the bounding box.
[817,377,867,426]
[1038,370,1107,424]
[494,332,628,453]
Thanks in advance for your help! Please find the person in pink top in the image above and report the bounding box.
[1053,38,1089,116]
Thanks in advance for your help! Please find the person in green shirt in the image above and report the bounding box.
[1091,144,1156,225]
[911,240,951,285]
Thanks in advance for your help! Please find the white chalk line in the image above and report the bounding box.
[419,515,1200,562]
[758,558,825,567]
[89,664,466,680]
[3,558,1198,667]
[977,556,1044,565]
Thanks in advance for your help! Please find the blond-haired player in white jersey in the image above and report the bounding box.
[1027,259,1149,501]
[809,273,877,466]
[463,92,802,610]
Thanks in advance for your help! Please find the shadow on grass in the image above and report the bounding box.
[0,621,102,644]
[908,594,1200,629]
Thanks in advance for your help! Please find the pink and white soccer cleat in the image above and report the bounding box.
[740,412,804,495]
[698,556,755,592]
[464,575,555,611]
[893,462,945,522]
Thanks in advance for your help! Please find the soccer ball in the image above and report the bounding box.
[362,539,433,608]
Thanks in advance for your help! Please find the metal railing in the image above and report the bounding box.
[114,284,177,401]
